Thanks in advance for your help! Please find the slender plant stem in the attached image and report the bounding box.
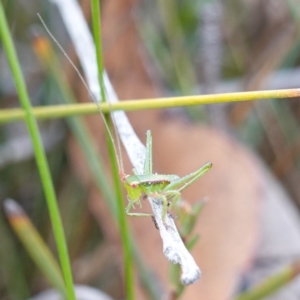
[0,214,30,299]
[4,199,66,295]
[0,4,75,300]
[0,88,300,124]
[91,0,106,104]
[235,260,300,300]
[91,1,135,299]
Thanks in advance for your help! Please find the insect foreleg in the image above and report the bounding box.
[125,197,152,217]
[125,202,153,217]
[125,200,133,214]
[125,198,141,214]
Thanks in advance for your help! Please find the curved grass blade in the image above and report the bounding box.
[4,199,66,296]
[0,5,75,299]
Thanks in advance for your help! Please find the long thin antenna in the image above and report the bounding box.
[37,14,125,176]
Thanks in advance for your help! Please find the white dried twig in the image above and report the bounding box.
[50,0,200,285]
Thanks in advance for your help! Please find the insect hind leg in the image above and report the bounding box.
[163,190,181,213]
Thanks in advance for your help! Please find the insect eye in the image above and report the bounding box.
[130,182,138,188]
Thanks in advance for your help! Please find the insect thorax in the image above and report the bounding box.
[123,173,180,201]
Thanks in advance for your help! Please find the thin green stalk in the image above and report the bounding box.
[91,1,135,299]
[235,260,300,300]
[0,88,300,124]
[0,4,75,300]
[4,199,66,295]
[0,214,30,300]
[91,0,106,104]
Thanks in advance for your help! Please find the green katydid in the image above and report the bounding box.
[121,130,212,225]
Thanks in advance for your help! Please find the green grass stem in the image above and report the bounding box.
[91,1,135,298]
[4,199,66,295]
[235,260,300,300]
[0,88,299,124]
[0,214,30,300]
[0,4,75,299]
